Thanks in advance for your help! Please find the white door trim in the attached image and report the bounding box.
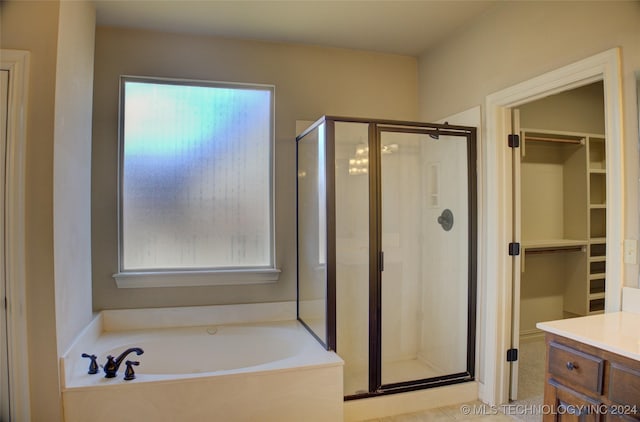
[1,49,31,422]
[482,48,623,405]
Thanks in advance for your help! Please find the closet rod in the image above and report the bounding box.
[525,246,584,255]
[524,135,584,144]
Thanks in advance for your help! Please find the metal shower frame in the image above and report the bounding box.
[296,115,478,400]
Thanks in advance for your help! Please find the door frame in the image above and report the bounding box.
[482,48,623,405]
[1,49,31,421]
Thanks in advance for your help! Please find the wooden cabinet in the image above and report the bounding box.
[547,379,602,422]
[543,333,640,421]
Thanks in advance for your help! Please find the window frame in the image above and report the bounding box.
[113,75,279,288]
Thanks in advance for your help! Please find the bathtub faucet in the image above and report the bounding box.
[103,347,144,378]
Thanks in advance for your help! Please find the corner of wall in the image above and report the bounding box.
[53,0,96,356]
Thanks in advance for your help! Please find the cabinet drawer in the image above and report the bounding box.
[548,379,602,422]
[549,341,604,394]
[609,362,640,412]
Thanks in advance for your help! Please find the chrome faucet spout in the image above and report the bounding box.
[103,347,144,378]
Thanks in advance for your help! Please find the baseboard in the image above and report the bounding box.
[519,328,544,343]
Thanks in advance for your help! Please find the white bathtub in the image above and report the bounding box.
[61,303,343,422]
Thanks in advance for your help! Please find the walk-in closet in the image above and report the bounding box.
[512,82,607,403]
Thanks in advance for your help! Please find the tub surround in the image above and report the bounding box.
[63,320,339,389]
[100,301,296,331]
[536,311,640,361]
[61,303,343,422]
[60,301,298,388]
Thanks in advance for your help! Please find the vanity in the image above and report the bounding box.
[537,312,640,421]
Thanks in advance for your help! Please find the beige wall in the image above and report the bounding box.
[91,26,418,310]
[518,82,605,134]
[0,1,63,421]
[418,1,640,288]
[53,1,96,355]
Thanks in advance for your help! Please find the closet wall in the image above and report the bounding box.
[518,82,605,336]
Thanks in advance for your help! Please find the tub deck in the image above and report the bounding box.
[61,304,343,422]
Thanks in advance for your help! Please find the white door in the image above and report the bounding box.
[509,109,522,401]
[0,68,10,421]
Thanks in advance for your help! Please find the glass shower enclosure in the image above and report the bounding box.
[297,116,477,398]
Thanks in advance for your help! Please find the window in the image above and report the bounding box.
[115,76,277,287]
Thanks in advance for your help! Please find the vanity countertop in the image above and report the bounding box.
[536,311,640,361]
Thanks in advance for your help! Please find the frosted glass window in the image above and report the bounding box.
[119,77,274,271]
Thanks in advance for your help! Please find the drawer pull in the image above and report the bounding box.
[549,341,604,394]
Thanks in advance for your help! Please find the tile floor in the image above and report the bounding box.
[361,340,547,422]
[361,400,520,421]
[516,339,545,401]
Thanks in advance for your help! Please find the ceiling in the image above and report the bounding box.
[93,0,496,56]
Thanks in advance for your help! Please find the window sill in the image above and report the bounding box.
[113,268,281,288]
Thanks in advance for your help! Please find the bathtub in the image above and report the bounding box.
[61,303,344,422]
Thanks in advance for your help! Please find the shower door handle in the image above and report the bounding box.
[379,251,384,272]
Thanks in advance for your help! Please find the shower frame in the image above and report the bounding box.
[296,115,478,400]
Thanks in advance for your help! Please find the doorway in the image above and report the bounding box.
[0,49,31,422]
[1,67,9,422]
[483,48,623,406]
[510,82,607,405]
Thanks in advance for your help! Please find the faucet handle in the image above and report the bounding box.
[124,360,140,381]
[81,353,99,374]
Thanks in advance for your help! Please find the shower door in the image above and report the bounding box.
[376,126,476,391]
[297,116,476,398]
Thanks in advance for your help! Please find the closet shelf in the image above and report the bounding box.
[589,292,606,300]
[589,273,606,280]
[588,256,606,263]
[590,237,606,244]
[589,169,606,174]
[589,204,606,209]
[524,135,584,145]
[522,239,587,251]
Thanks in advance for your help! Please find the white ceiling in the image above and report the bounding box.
[93,0,496,56]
